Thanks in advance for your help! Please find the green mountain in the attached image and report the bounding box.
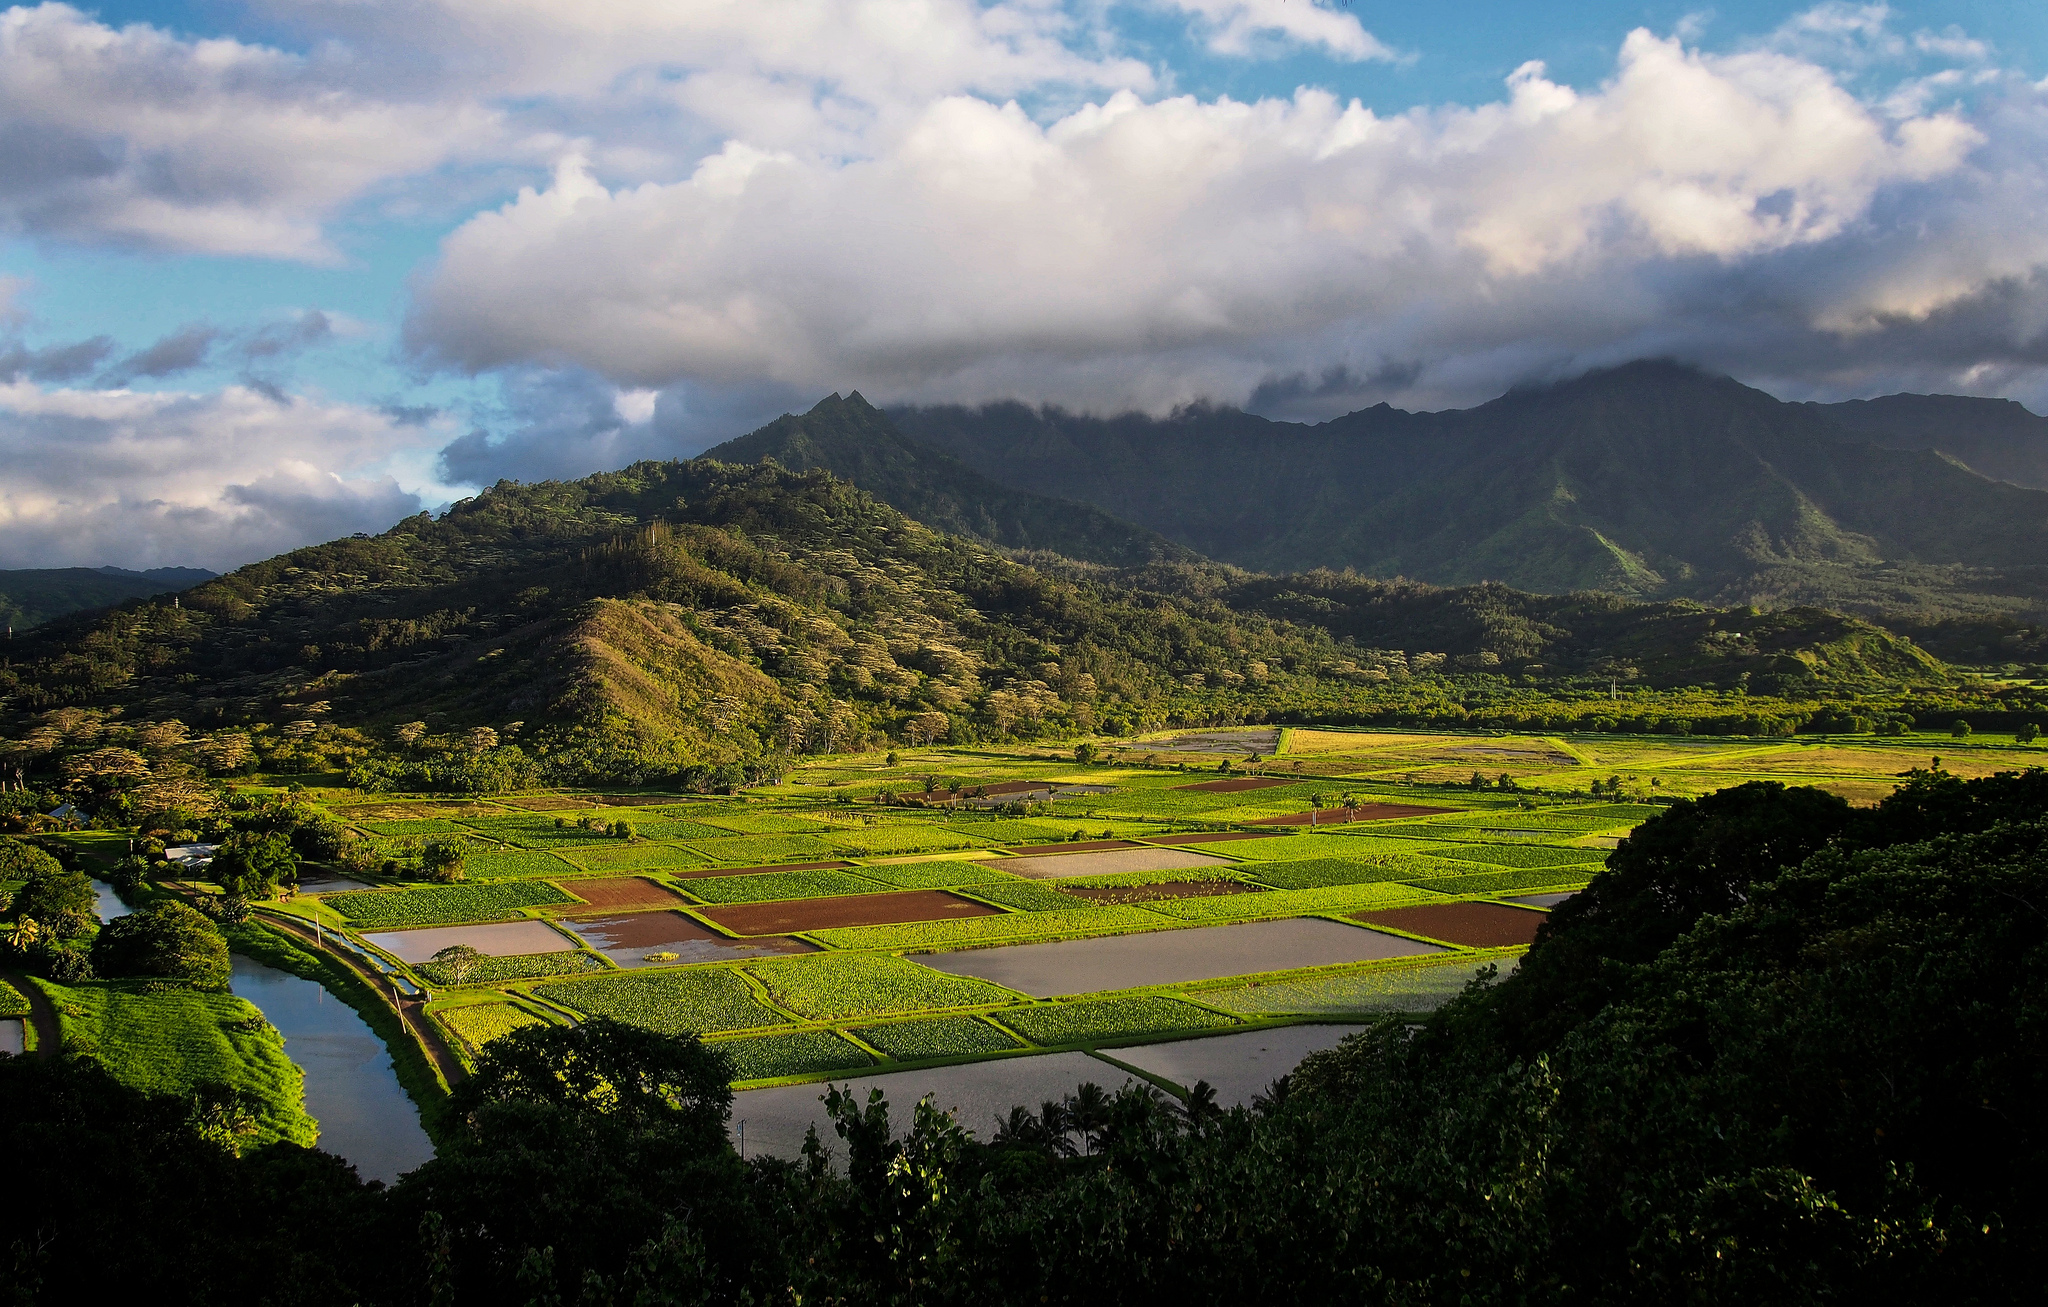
[890,362,2048,617]
[0,567,213,631]
[1807,392,2048,490]
[701,392,1191,567]
[0,462,1957,789]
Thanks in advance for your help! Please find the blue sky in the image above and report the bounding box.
[2,0,2045,568]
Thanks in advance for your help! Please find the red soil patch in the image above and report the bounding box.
[670,860,855,879]
[1172,776,1296,793]
[1008,840,1142,855]
[559,876,687,908]
[1248,803,1458,826]
[564,910,721,947]
[1146,831,1284,845]
[698,890,1000,936]
[1352,902,1545,948]
[1060,880,1266,904]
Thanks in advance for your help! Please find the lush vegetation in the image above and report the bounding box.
[715,1028,874,1081]
[852,1015,1022,1060]
[330,882,574,928]
[995,995,1240,1044]
[742,954,1019,1021]
[534,968,787,1035]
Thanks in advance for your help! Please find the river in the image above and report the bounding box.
[229,956,437,1185]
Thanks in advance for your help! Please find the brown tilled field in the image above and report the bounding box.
[1353,902,1545,948]
[1249,803,1459,825]
[1173,775,1296,793]
[697,890,1000,935]
[671,860,855,879]
[559,876,688,908]
[1059,880,1266,904]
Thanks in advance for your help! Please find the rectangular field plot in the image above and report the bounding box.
[1006,839,1142,853]
[1199,959,1501,1017]
[1237,857,1449,890]
[1172,776,1296,793]
[1146,831,1287,846]
[559,876,688,908]
[1110,1025,1361,1107]
[363,919,577,962]
[699,889,1001,936]
[1140,728,1280,753]
[717,1029,874,1082]
[998,847,1232,880]
[417,950,606,986]
[852,1016,1022,1061]
[913,917,1444,997]
[807,905,1162,952]
[1503,891,1578,908]
[849,858,1014,890]
[962,880,1106,912]
[744,954,1021,1020]
[683,834,842,864]
[1413,866,1601,895]
[1061,880,1267,905]
[1247,803,1461,826]
[330,881,575,928]
[536,969,788,1035]
[562,911,814,968]
[673,860,854,879]
[559,843,708,871]
[1135,881,1438,923]
[436,1003,546,1052]
[461,850,579,879]
[688,811,835,834]
[1427,845,1609,870]
[996,996,1238,1045]
[730,1051,1122,1156]
[822,825,987,856]
[1354,902,1547,948]
[681,868,890,904]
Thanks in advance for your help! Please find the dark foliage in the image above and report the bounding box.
[90,900,231,989]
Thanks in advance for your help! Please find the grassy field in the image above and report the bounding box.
[32,977,317,1147]
[260,724,2039,1090]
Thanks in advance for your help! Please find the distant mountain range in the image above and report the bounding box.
[0,565,216,630]
[705,362,2048,620]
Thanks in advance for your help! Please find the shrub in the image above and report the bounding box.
[91,901,231,989]
[211,831,298,900]
[0,836,62,879]
[13,867,96,938]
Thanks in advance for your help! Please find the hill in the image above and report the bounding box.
[1808,392,2048,490]
[0,566,215,631]
[0,462,1970,790]
[890,362,2048,618]
[701,392,1193,567]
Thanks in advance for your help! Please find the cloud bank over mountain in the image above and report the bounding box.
[0,0,2043,565]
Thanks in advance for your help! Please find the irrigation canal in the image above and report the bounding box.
[85,877,436,1185]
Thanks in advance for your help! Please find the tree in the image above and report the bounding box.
[0,836,62,879]
[1074,742,1097,764]
[2022,722,2041,744]
[91,901,230,989]
[429,944,485,984]
[419,838,467,883]
[452,1017,734,1134]
[1952,718,1973,738]
[210,831,297,899]
[15,867,96,938]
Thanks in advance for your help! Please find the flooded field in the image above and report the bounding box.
[1355,902,1548,948]
[561,876,689,908]
[999,847,1232,880]
[914,918,1444,997]
[1109,1024,1359,1107]
[363,919,574,962]
[564,911,815,967]
[699,890,1000,935]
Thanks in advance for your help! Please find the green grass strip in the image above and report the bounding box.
[996,996,1237,1045]
[535,968,789,1036]
[329,881,574,927]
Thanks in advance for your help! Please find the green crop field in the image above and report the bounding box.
[1136,881,1437,923]
[559,843,708,871]
[679,868,889,904]
[683,834,842,863]
[536,969,788,1035]
[458,849,579,878]
[328,881,576,927]
[356,818,470,837]
[692,811,836,834]
[1427,845,1611,869]
[1198,960,1498,1015]
[1241,856,1455,889]
[415,950,607,987]
[963,880,1094,911]
[848,858,1013,889]
[606,819,732,840]
[852,1015,1022,1061]
[745,953,1020,1020]
[716,1029,874,1081]
[1413,867,1603,895]
[824,825,988,855]
[436,1002,548,1051]
[996,996,1238,1045]
[34,978,316,1147]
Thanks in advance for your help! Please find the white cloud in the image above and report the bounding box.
[1159,0,1397,62]
[404,30,1993,415]
[0,380,435,568]
[0,3,495,258]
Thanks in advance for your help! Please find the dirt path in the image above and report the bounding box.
[2,968,61,1060]
[254,911,468,1088]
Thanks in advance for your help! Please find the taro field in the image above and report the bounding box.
[324,726,1998,1090]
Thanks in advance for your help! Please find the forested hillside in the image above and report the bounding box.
[0,460,1990,796]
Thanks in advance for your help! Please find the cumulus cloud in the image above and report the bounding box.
[405,29,2019,415]
[0,3,494,257]
[0,380,431,569]
[1161,0,1397,61]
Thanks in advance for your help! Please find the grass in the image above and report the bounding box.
[357,818,471,836]
[852,1015,1022,1061]
[559,843,708,871]
[715,1029,874,1081]
[436,1002,547,1052]
[329,881,576,927]
[459,850,579,878]
[744,954,1021,1021]
[996,996,1238,1045]
[1198,960,1498,1015]
[1411,867,1603,895]
[535,968,789,1035]
[692,811,835,835]
[1136,882,1438,922]
[0,977,29,1017]
[683,834,842,864]
[806,905,1165,952]
[848,858,1014,890]
[32,976,316,1147]
[1427,845,1611,869]
[1232,834,1444,860]
[680,868,889,904]
[604,819,732,840]
[415,950,608,987]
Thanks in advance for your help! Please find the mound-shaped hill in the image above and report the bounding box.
[891,362,2048,616]
[0,462,1954,786]
[1810,392,2048,491]
[0,566,213,631]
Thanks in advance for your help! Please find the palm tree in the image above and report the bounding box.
[6,916,41,951]
[1064,1082,1109,1155]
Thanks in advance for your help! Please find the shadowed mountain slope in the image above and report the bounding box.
[1808,392,2048,491]
[0,567,214,631]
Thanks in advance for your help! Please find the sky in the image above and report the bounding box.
[1,0,2045,571]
